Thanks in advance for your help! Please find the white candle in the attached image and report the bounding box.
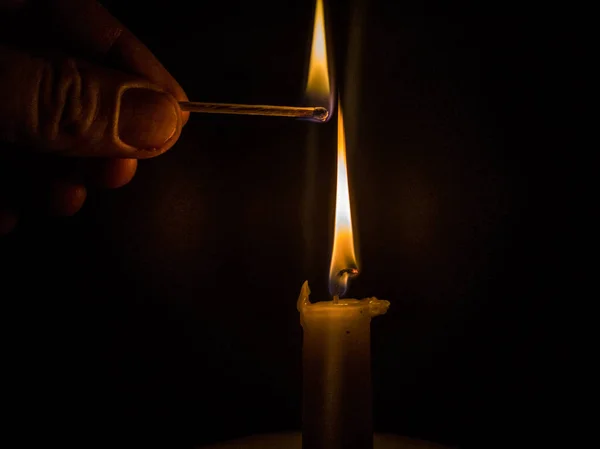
[298,81,390,447]
[298,281,389,449]
[301,3,390,445]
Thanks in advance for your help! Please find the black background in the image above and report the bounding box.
[2,1,575,448]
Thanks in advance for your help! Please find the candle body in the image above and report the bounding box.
[200,432,449,449]
[298,282,389,449]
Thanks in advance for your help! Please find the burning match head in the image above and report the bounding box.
[312,107,330,122]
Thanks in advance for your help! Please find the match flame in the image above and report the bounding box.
[329,103,358,298]
[305,0,331,108]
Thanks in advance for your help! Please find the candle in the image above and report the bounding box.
[302,1,390,447]
[298,282,389,449]
[299,85,390,448]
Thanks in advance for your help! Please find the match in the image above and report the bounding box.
[178,102,330,123]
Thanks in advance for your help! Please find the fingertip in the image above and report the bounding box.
[104,158,137,188]
[87,158,137,189]
[0,209,18,236]
[181,109,190,127]
[48,182,87,216]
[118,88,180,152]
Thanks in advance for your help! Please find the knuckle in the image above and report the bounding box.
[36,57,97,148]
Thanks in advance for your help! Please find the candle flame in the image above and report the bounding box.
[305,0,331,109]
[329,103,358,298]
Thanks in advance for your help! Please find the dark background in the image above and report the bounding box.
[2,1,574,448]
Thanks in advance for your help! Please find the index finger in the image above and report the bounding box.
[44,0,190,123]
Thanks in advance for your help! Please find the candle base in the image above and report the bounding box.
[298,281,390,449]
[198,432,450,449]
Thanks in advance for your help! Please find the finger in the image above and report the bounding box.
[0,45,182,158]
[84,158,137,189]
[41,0,189,125]
[0,149,87,217]
[0,208,18,235]
[47,181,87,216]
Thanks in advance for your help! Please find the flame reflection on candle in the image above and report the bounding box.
[329,102,359,298]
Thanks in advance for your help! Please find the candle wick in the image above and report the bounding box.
[330,267,359,299]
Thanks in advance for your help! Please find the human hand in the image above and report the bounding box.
[0,0,190,234]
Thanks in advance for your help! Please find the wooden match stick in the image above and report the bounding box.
[178,102,329,122]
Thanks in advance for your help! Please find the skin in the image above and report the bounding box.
[0,0,190,234]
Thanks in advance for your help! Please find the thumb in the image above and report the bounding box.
[0,45,182,158]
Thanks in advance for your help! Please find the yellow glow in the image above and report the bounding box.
[329,103,358,297]
[306,0,330,102]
